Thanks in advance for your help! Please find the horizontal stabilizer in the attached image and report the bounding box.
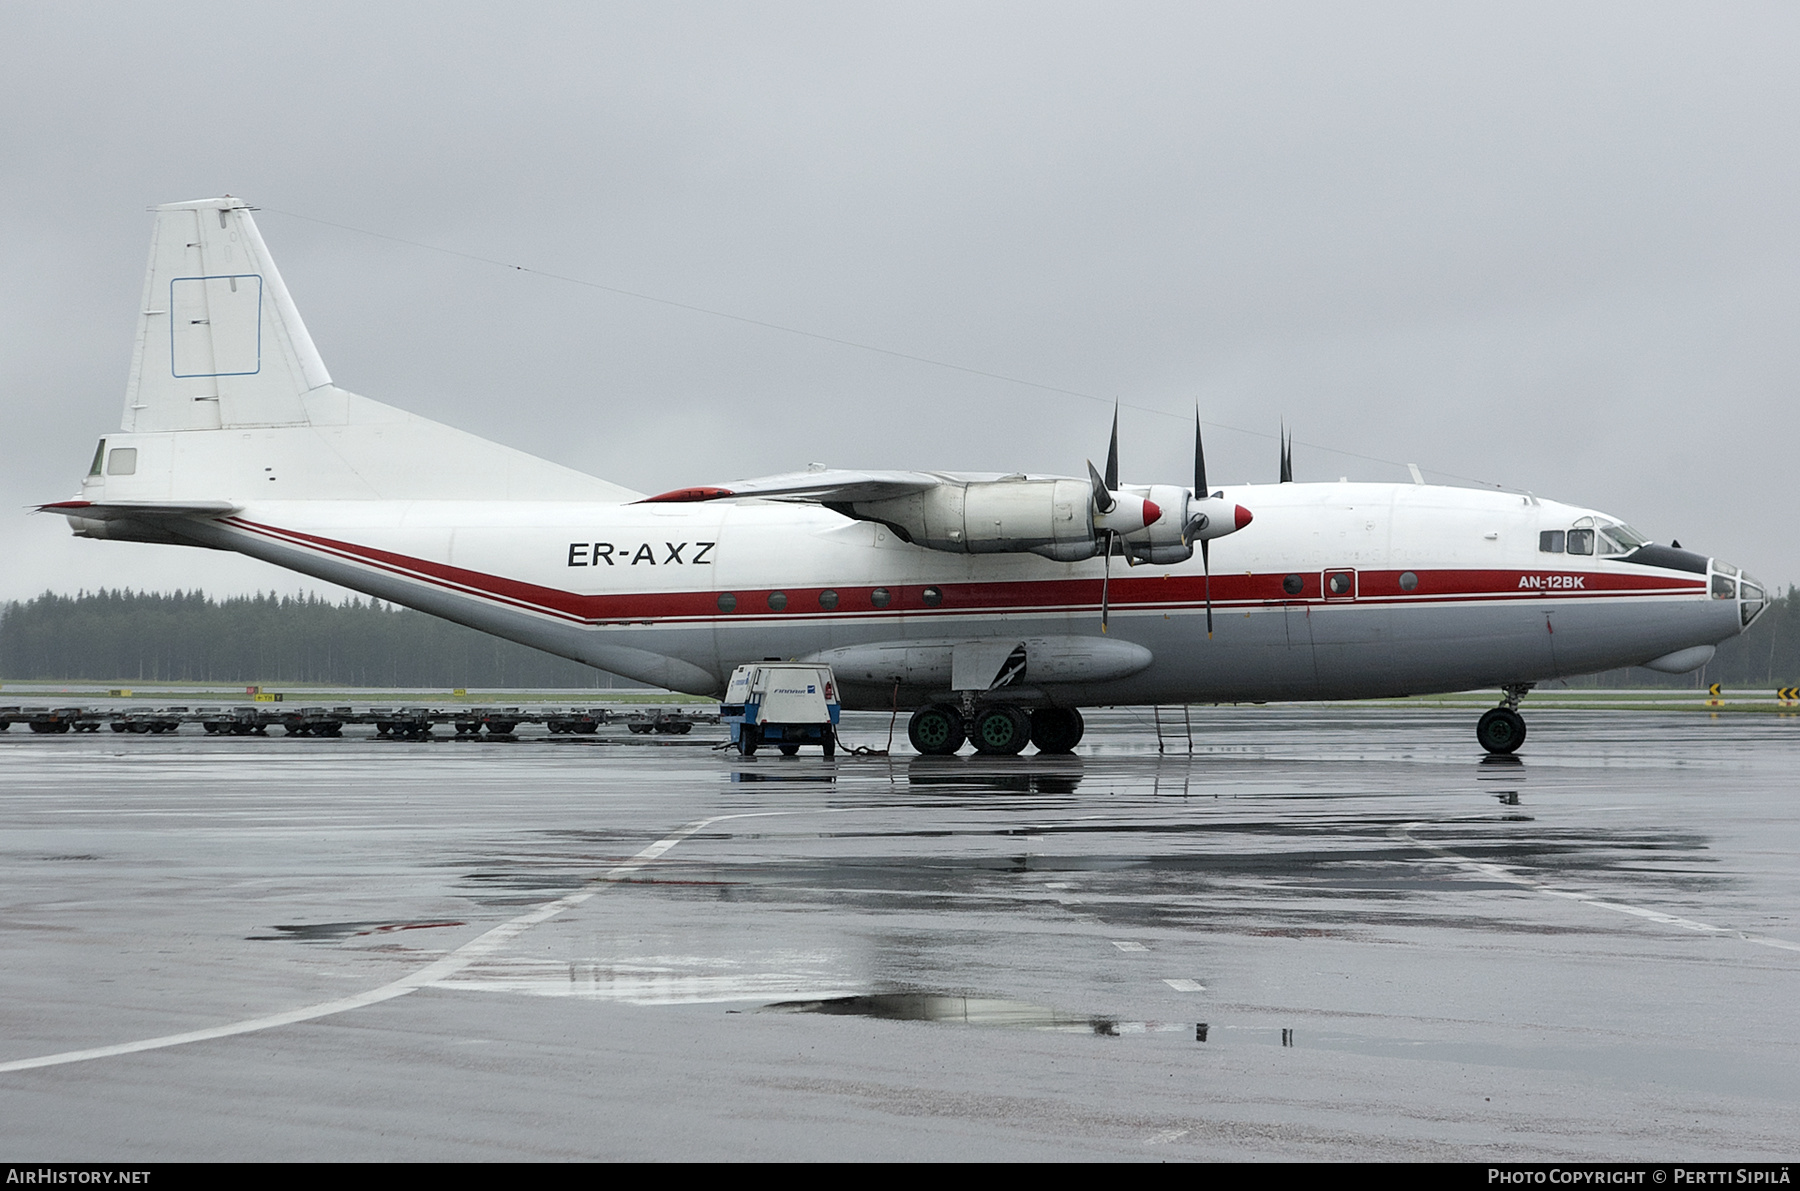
[37,499,240,520]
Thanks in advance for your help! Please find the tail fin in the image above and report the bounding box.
[79,197,639,504]
[126,197,328,432]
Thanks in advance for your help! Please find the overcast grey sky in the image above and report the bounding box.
[4,1,1797,600]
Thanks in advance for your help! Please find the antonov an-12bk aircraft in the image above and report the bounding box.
[42,197,1769,755]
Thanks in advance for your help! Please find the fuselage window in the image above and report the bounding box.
[1566,529,1594,555]
[767,591,788,611]
[717,592,738,612]
[870,587,892,608]
[817,589,839,610]
[1399,571,1419,591]
[1282,574,1303,595]
[921,587,943,606]
[1327,573,1352,596]
[107,448,138,476]
[1539,531,1565,553]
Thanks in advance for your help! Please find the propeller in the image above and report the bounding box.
[1191,411,1214,637]
[1090,404,1243,635]
[1279,422,1293,483]
[1088,408,1122,632]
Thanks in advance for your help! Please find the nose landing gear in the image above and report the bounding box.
[1477,684,1534,754]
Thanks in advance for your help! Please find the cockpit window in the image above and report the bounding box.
[87,440,106,478]
[1741,576,1767,626]
[1559,516,1647,557]
[1596,522,1648,555]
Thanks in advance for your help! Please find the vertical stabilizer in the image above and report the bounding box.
[124,197,331,432]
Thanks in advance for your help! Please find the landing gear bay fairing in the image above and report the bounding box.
[41,198,1769,755]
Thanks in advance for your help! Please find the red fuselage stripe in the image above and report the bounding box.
[225,518,1708,626]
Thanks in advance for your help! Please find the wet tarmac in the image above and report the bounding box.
[1,707,1796,1160]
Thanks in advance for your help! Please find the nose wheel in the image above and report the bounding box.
[1476,708,1526,754]
[1477,684,1534,754]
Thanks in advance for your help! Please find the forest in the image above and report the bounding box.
[0,590,622,688]
[0,587,1793,690]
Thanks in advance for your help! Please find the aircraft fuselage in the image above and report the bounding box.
[110,479,1749,709]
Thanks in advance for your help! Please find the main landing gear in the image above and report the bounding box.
[1477,684,1534,755]
[907,703,1085,756]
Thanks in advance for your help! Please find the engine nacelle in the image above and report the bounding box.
[1119,484,1195,565]
[851,478,1102,561]
[1118,489,1254,564]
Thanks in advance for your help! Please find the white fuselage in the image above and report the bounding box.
[143,480,1744,708]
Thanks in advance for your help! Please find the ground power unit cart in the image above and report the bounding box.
[720,664,840,757]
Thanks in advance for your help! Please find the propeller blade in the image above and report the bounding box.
[1105,405,1120,492]
[1194,409,1208,501]
[1100,531,1113,632]
[1086,460,1116,515]
[1279,422,1293,484]
[1202,538,1213,638]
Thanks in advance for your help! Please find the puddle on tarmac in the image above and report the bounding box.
[762,991,1186,1036]
[904,757,1084,795]
[731,770,837,783]
[247,919,467,943]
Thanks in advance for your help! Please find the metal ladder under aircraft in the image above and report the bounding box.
[1152,704,1194,755]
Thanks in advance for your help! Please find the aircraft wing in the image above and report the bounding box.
[638,469,1005,505]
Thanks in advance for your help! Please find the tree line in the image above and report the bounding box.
[0,586,1792,690]
[0,589,631,688]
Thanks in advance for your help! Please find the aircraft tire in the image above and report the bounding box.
[1029,708,1085,754]
[1476,708,1526,754]
[908,705,965,755]
[971,704,1032,756]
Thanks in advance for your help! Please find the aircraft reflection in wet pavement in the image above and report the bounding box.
[43,198,1769,756]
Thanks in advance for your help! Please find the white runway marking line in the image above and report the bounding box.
[1162,978,1206,992]
[1110,940,1148,952]
[0,812,764,1075]
[1399,822,1800,955]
